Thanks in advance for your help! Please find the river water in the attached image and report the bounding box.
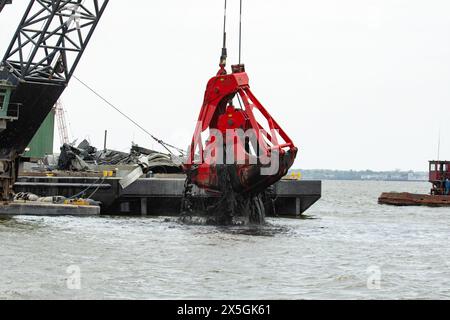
[1,180,449,300]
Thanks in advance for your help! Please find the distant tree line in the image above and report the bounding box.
[292,169,427,181]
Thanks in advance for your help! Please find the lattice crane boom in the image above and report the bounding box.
[0,0,11,14]
[0,0,109,200]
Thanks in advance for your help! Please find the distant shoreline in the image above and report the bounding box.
[291,169,428,182]
[301,179,428,182]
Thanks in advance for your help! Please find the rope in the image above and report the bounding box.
[72,75,186,157]
[86,176,106,200]
[67,176,103,200]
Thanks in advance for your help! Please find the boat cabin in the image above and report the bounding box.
[429,160,450,195]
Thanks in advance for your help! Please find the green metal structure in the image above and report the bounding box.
[2,79,54,159]
[23,109,55,159]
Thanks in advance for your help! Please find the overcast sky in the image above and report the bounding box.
[1,0,450,171]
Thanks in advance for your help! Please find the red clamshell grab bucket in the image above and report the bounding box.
[184,66,298,195]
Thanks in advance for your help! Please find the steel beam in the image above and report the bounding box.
[0,0,12,14]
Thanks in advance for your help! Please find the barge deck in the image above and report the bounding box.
[378,192,450,207]
[0,201,100,216]
[10,174,321,217]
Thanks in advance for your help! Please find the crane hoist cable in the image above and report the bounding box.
[72,75,186,157]
[181,0,298,223]
[74,1,246,160]
[219,0,228,70]
[239,0,243,64]
[219,0,244,70]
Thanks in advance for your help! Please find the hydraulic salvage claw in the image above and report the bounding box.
[182,64,298,223]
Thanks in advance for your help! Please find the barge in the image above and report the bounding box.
[379,160,450,207]
[378,192,450,207]
[0,201,100,216]
[7,173,321,217]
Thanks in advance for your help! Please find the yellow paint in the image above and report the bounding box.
[288,172,302,180]
[64,199,91,206]
[102,170,114,177]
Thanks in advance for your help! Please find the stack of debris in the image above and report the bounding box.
[56,140,182,174]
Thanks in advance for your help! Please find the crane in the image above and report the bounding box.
[0,0,109,201]
[54,100,70,145]
[1,1,296,225]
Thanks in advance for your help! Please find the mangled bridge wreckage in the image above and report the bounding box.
[1,0,317,222]
[57,141,181,174]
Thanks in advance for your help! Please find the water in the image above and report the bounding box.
[1,180,450,300]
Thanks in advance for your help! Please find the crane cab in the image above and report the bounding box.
[429,160,450,195]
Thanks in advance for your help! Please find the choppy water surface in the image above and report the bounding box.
[1,180,450,299]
